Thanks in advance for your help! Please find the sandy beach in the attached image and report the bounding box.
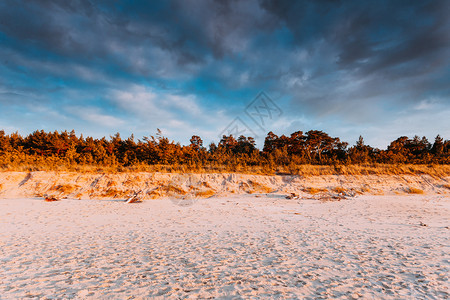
[2,0,449,298]
[0,192,448,299]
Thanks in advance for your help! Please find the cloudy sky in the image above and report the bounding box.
[0,0,449,148]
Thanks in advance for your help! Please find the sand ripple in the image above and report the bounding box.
[0,195,448,299]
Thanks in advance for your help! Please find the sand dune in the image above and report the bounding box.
[0,171,449,200]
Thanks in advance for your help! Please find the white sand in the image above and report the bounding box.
[0,194,448,299]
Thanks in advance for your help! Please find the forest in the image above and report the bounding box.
[0,129,449,175]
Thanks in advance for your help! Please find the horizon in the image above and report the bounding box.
[0,0,449,149]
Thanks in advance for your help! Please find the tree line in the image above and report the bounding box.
[0,129,449,172]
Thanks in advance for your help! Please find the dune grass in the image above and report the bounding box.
[303,187,328,194]
[194,189,216,198]
[248,180,273,193]
[3,163,449,178]
[1,155,450,185]
[163,184,187,195]
[50,184,79,195]
[406,187,425,194]
[101,188,128,198]
[333,187,347,194]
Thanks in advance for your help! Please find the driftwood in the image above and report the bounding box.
[286,189,357,202]
[126,190,143,203]
[286,193,299,200]
[44,195,60,202]
[311,190,356,202]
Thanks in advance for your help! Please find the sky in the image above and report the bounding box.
[0,0,449,149]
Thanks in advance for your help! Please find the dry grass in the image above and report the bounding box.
[333,187,347,194]
[124,178,134,185]
[354,185,371,195]
[106,180,117,187]
[147,189,162,199]
[194,189,216,198]
[278,164,450,177]
[122,175,144,186]
[0,183,3,191]
[238,182,252,193]
[248,180,273,193]
[50,184,79,195]
[101,188,128,198]
[372,189,385,195]
[2,161,449,177]
[44,196,60,202]
[163,184,187,195]
[201,181,212,189]
[303,187,328,194]
[146,185,188,198]
[441,184,450,190]
[406,187,425,194]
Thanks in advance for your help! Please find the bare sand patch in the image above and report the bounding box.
[0,194,448,299]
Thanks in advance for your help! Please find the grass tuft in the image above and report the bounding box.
[353,185,370,194]
[102,188,128,198]
[303,187,328,194]
[248,180,273,193]
[163,184,187,195]
[333,187,347,194]
[147,189,161,199]
[50,184,79,195]
[107,180,117,187]
[195,189,216,198]
[406,187,424,194]
[44,195,60,202]
[201,181,212,188]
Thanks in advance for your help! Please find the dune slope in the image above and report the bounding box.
[0,171,449,200]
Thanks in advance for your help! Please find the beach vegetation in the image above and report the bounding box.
[194,189,216,198]
[406,187,425,194]
[0,129,449,176]
[304,187,328,194]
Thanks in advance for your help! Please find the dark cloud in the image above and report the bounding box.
[0,0,448,146]
[335,1,449,77]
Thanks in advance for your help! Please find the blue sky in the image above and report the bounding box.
[0,0,449,148]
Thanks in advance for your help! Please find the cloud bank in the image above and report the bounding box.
[0,0,448,147]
